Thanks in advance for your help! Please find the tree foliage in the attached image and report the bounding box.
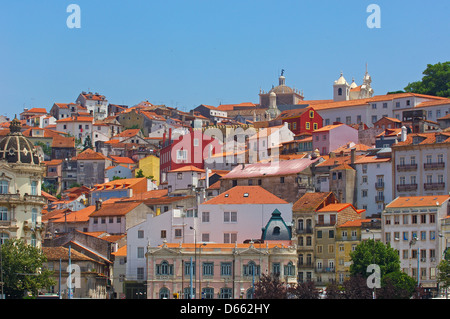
[376,271,417,299]
[288,280,320,299]
[0,239,55,298]
[349,239,400,279]
[404,61,450,97]
[253,274,287,299]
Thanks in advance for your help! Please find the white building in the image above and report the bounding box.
[76,91,109,121]
[198,186,293,244]
[384,195,450,294]
[353,149,393,217]
[55,116,93,146]
[392,130,450,197]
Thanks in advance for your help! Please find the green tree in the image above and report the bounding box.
[135,169,145,178]
[349,239,400,279]
[83,135,93,150]
[376,271,417,299]
[404,61,450,97]
[0,239,55,299]
[437,259,450,298]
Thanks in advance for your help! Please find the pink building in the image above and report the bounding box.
[146,241,297,299]
[312,123,358,155]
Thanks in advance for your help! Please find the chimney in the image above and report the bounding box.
[350,148,356,165]
[95,199,102,211]
[401,126,407,142]
[205,167,210,189]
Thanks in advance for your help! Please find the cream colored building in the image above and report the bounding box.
[0,118,46,247]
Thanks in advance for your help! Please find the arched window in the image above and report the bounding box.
[156,260,173,276]
[0,207,8,221]
[220,287,232,299]
[159,287,170,299]
[284,262,295,276]
[273,226,280,236]
[243,261,260,276]
[246,288,254,299]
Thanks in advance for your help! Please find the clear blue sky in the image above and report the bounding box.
[1,0,449,119]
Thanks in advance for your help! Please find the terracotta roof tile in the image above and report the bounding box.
[386,195,450,208]
[202,186,287,205]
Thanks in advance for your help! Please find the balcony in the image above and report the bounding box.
[397,183,418,192]
[0,193,21,204]
[296,227,313,234]
[375,195,385,202]
[23,194,47,205]
[424,182,445,191]
[397,164,417,172]
[424,162,445,170]
[315,267,335,273]
[374,182,384,190]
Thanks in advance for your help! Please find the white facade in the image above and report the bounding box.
[76,92,109,120]
[198,202,292,244]
[354,153,393,217]
[384,196,450,288]
[319,93,446,127]
[392,134,450,197]
[56,118,93,146]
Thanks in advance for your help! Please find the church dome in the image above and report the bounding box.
[270,85,294,94]
[0,117,40,165]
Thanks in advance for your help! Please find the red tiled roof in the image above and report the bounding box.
[386,195,450,208]
[89,201,143,217]
[202,186,287,205]
[73,148,109,161]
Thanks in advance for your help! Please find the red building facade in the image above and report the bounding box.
[278,106,323,136]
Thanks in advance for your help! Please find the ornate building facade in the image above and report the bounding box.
[0,118,46,247]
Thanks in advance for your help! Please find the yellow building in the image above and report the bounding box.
[335,218,377,284]
[136,155,160,185]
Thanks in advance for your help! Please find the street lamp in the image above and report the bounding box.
[190,226,196,299]
[365,229,376,299]
[409,234,419,286]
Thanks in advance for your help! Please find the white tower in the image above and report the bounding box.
[333,72,350,102]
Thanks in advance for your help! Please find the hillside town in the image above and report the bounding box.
[1,69,450,299]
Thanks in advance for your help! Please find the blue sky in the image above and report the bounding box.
[0,0,449,118]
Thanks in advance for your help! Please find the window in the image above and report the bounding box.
[202,211,210,223]
[0,207,8,221]
[371,115,377,123]
[137,267,145,280]
[313,123,318,130]
[284,262,295,276]
[224,233,237,243]
[31,208,37,226]
[243,261,260,276]
[372,103,377,109]
[221,262,232,276]
[280,177,285,183]
[220,288,232,299]
[176,149,187,161]
[0,181,8,194]
[224,211,237,223]
[383,102,388,108]
[305,122,310,130]
[156,261,173,276]
[203,262,214,276]
[31,181,37,195]
[175,229,182,238]
[137,247,145,258]
[309,110,314,118]
[193,138,199,146]
[160,230,166,239]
